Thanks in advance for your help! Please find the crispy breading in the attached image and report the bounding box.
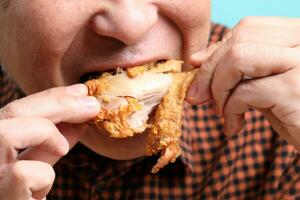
[95,97,143,138]
[85,60,198,172]
[85,60,180,138]
[126,60,182,78]
[86,77,145,138]
[146,70,197,173]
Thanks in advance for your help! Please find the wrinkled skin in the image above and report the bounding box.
[2,0,300,199]
[0,0,210,198]
[0,0,210,160]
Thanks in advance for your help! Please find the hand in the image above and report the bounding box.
[0,84,100,200]
[187,17,300,150]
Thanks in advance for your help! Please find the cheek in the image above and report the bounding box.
[0,1,94,93]
[180,0,210,26]
[165,0,211,63]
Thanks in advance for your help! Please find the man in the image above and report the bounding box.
[1,0,300,199]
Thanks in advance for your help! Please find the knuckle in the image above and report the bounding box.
[238,16,257,28]
[54,144,68,157]
[55,95,74,108]
[0,135,17,163]
[38,118,57,133]
[42,163,56,186]
[231,29,250,43]
[235,80,256,96]
[235,79,267,99]
[283,73,300,98]
[8,163,31,199]
[11,162,27,185]
[0,101,23,119]
[201,59,216,74]
[201,61,213,73]
[32,119,69,157]
[44,127,69,158]
[228,44,246,64]
[37,118,59,140]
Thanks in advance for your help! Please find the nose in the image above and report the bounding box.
[91,1,158,45]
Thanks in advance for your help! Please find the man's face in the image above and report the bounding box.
[0,0,210,94]
[0,0,211,159]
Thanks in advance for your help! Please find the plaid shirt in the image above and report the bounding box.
[1,24,300,200]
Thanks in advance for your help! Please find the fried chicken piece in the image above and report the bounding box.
[146,70,197,173]
[85,60,181,138]
[85,60,197,172]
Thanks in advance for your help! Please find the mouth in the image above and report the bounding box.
[79,59,168,83]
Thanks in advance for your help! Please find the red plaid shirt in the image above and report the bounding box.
[1,24,300,200]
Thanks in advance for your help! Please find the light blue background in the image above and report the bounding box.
[212,0,300,27]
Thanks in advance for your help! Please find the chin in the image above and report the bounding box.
[79,125,148,160]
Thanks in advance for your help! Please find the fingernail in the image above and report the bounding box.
[79,96,100,111]
[214,104,219,115]
[187,80,211,104]
[224,122,233,137]
[231,123,242,134]
[187,83,198,99]
[67,84,87,95]
[214,104,222,116]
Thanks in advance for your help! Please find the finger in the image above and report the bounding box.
[260,109,300,152]
[223,74,300,150]
[0,118,68,154]
[186,42,223,103]
[19,123,88,166]
[28,84,88,98]
[189,42,221,66]
[0,118,69,165]
[0,94,100,124]
[187,20,300,104]
[230,25,300,48]
[11,160,55,200]
[187,39,232,104]
[223,78,275,136]
[211,43,298,115]
[261,109,300,151]
[0,136,17,164]
[236,16,300,28]
[56,123,87,149]
[187,29,233,103]
[223,74,286,135]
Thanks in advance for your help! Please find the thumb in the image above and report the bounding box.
[186,43,221,104]
[189,43,220,67]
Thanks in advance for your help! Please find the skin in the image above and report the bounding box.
[186,17,300,151]
[1,0,300,199]
[0,0,210,198]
